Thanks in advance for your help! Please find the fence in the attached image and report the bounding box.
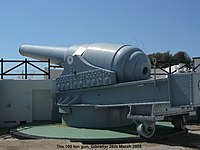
[0,58,51,79]
[150,59,200,76]
[1,58,200,79]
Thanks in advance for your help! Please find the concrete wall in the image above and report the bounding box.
[0,79,59,127]
[44,68,63,79]
[150,68,167,79]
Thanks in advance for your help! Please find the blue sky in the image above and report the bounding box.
[0,0,200,59]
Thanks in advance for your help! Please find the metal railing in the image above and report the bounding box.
[1,58,200,79]
[0,58,51,79]
[150,59,200,76]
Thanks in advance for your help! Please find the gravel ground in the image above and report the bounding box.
[0,125,200,150]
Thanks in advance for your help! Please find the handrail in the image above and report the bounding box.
[150,60,200,75]
[0,58,51,79]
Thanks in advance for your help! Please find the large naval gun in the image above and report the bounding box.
[19,43,200,138]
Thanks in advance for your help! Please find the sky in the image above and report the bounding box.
[0,0,200,60]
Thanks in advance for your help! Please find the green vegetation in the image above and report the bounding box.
[148,51,191,68]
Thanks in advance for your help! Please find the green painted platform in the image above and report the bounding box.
[11,121,186,143]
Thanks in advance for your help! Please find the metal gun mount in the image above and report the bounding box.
[20,43,200,138]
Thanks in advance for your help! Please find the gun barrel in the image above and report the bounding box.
[19,45,68,66]
[19,43,151,82]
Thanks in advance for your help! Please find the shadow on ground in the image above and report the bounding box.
[148,132,200,149]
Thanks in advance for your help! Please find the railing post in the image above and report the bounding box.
[25,59,28,79]
[1,58,3,79]
[48,59,50,79]
[191,60,195,72]
[169,62,172,74]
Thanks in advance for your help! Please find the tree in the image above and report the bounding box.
[148,51,173,68]
[148,51,191,68]
[172,51,191,64]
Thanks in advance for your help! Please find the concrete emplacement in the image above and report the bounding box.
[10,121,187,143]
